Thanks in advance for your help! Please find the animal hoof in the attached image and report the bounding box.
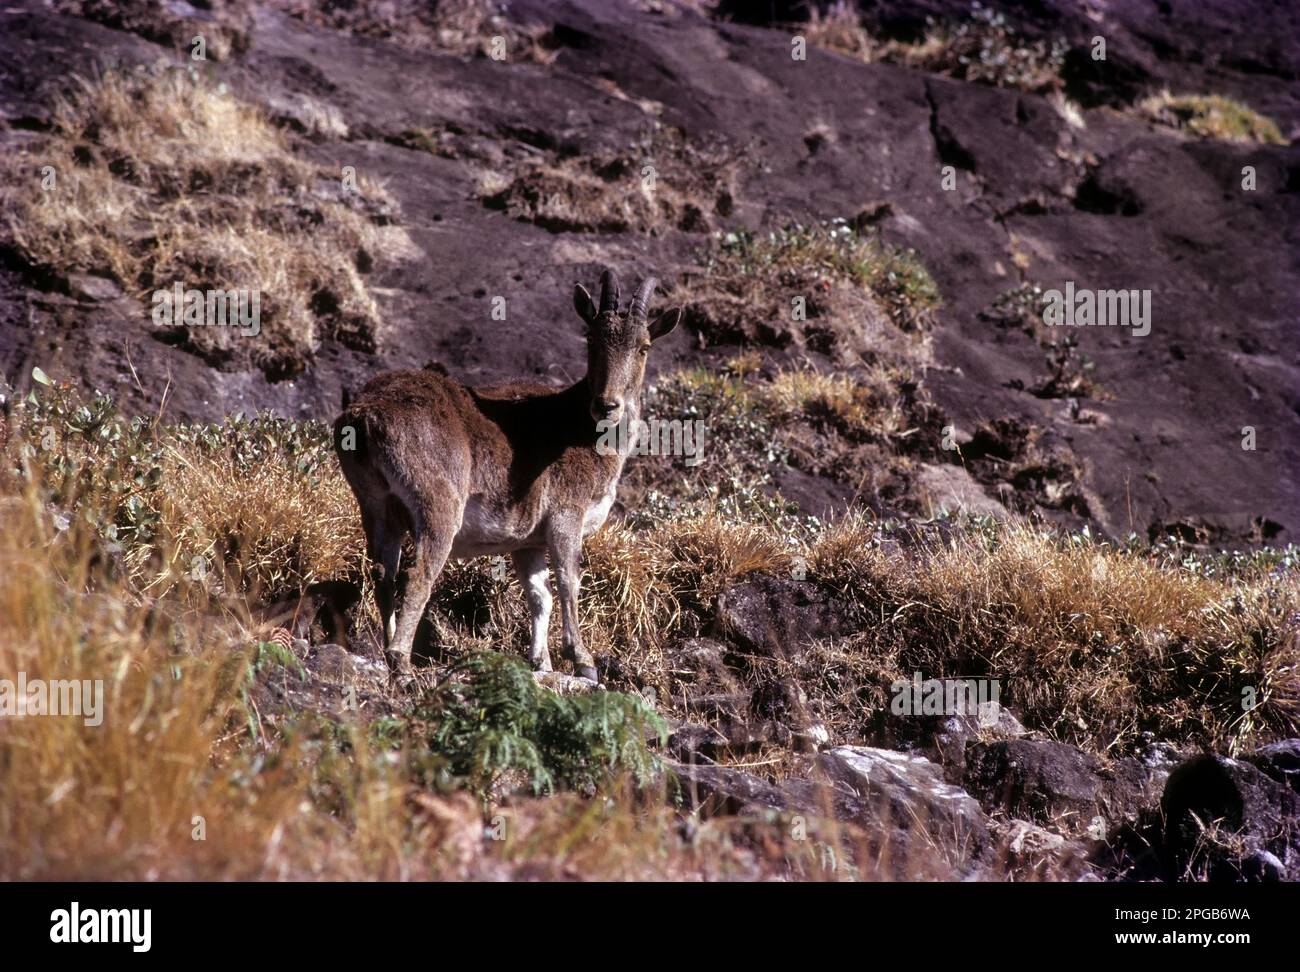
[576,665,599,684]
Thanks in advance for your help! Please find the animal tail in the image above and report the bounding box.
[333,405,369,461]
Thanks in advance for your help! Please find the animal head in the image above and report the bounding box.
[572,269,681,424]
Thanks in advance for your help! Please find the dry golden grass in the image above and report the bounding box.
[150,450,363,601]
[0,488,297,879]
[0,66,401,377]
[765,364,908,442]
[54,0,253,62]
[20,377,1296,760]
[4,381,1297,879]
[480,126,742,235]
[804,517,1300,754]
[0,474,871,880]
[10,376,1300,878]
[583,503,1297,759]
[804,2,878,61]
[1136,92,1287,145]
[269,0,558,64]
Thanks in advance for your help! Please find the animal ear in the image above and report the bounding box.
[573,283,597,326]
[648,306,682,342]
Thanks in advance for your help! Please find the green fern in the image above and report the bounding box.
[418,651,667,798]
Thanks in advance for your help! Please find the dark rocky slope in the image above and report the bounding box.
[1,0,1297,544]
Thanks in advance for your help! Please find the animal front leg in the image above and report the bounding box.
[511,548,553,672]
[547,523,597,684]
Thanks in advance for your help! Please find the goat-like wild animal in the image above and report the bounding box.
[334,270,680,680]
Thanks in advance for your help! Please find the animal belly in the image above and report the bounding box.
[452,497,537,557]
[582,487,616,537]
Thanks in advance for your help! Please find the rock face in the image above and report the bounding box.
[713,576,853,658]
[0,0,1296,544]
[879,697,1030,784]
[994,817,1095,881]
[670,761,793,820]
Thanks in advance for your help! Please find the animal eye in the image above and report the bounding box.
[638,345,650,355]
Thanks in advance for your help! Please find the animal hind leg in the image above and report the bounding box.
[387,487,457,674]
[365,496,405,652]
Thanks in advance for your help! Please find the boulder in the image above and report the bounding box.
[914,462,1007,519]
[812,746,993,878]
[1248,739,1300,795]
[673,691,777,755]
[1160,753,1300,881]
[66,273,123,302]
[531,671,599,694]
[994,817,1096,881]
[879,696,1029,783]
[672,637,736,691]
[963,739,1159,836]
[668,761,791,819]
[664,721,729,764]
[670,745,995,878]
[713,576,852,658]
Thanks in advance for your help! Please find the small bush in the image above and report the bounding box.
[807,2,1069,94]
[678,221,939,358]
[416,652,667,799]
[8,375,363,600]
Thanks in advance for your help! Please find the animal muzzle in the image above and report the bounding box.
[591,397,623,422]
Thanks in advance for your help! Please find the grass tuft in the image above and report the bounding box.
[0,66,402,378]
[1137,92,1286,145]
[269,0,558,63]
[676,221,940,359]
[480,126,743,235]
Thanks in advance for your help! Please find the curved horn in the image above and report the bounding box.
[629,276,658,324]
[598,269,621,315]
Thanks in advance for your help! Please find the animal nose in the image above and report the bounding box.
[595,398,621,417]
